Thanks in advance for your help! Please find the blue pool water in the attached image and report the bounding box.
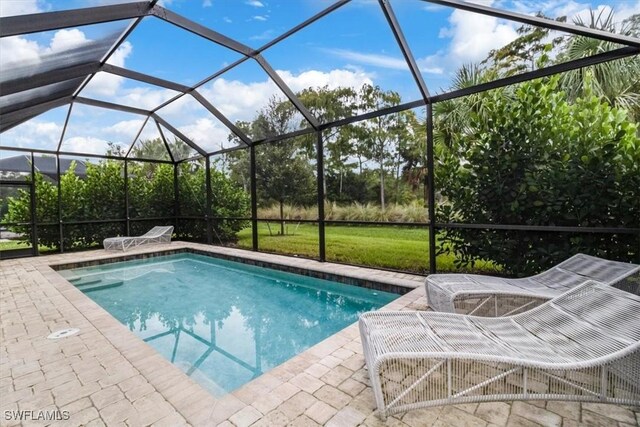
[59,253,397,396]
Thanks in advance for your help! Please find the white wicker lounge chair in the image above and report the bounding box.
[426,253,639,316]
[359,281,640,419]
[103,225,174,251]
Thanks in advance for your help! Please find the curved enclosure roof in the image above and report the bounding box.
[1,0,638,163]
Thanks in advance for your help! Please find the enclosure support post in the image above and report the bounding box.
[250,145,258,251]
[316,131,326,262]
[174,163,179,234]
[124,160,130,236]
[29,152,38,256]
[427,104,436,274]
[57,154,63,253]
[205,155,213,245]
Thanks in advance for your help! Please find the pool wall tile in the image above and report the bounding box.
[51,246,418,295]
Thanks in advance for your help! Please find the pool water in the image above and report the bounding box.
[59,253,397,396]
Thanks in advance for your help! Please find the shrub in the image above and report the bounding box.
[3,159,251,249]
[436,76,640,276]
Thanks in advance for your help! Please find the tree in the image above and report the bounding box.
[352,85,405,210]
[483,14,565,74]
[255,141,316,235]
[226,97,316,235]
[558,10,640,121]
[396,109,427,203]
[299,86,359,199]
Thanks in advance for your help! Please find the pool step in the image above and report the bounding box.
[78,281,124,293]
[71,278,103,287]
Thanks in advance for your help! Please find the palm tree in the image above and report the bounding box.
[131,137,171,160]
[433,63,504,150]
[559,10,640,120]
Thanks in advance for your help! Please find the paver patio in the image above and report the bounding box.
[1,242,638,426]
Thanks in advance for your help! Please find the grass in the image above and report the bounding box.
[0,225,498,274]
[237,223,498,274]
[0,240,56,254]
[258,201,428,223]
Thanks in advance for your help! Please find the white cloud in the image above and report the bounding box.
[0,36,41,70]
[82,72,180,111]
[0,0,42,17]
[558,1,640,28]
[179,118,231,152]
[503,0,640,27]
[223,16,232,23]
[46,29,90,53]
[87,42,134,97]
[615,0,640,19]
[250,29,276,40]
[62,136,114,155]
[107,119,145,136]
[203,0,212,7]
[1,120,62,150]
[143,68,373,152]
[0,27,94,71]
[418,5,519,77]
[137,121,161,141]
[446,9,518,61]
[324,48,444,74]
[246,0,264,7]
[196,68,372,124]
[279,69,373,92]
[253,15,268,21]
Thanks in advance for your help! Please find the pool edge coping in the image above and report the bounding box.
[49,243,424,295]
[35,242,424,424]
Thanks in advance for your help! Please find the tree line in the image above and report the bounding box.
[3,10,639,274]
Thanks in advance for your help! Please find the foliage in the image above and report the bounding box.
[257,201,428,223]
[4,162,125,250]
[128,162,175,219]
[559,11,640,121]
[483,14,566,74]
[435,75,640,275]
[2,154,250,249]
[176,159,251,242]
[231,97,317,236]
[227,86,427,222]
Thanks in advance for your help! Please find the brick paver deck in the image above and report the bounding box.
[1,242,638,426]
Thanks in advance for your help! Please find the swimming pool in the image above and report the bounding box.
[59,253,397,396]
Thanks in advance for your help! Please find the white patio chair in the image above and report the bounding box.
[426,253,639,316]
[103,225,174,251]
[359,280,640,419]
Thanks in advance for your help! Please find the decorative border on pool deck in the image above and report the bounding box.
[4,243,638,426]
[2,242,425,425]
[50,244,423,295]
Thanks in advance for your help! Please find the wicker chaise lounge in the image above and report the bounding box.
[359,281,640,419]
[426,253,639,316]
[103,225,174,251]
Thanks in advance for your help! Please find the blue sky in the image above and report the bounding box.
[1,0,639,155]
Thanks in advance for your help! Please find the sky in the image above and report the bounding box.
[1,0,639,157]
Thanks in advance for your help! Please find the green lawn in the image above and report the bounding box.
[0,240,55,253]
[1,225,498,274]
[237,223,498,274]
